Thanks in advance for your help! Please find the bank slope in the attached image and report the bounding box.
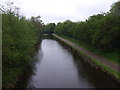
[53,34,120,84]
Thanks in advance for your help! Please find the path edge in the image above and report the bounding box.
[53,34,120,86]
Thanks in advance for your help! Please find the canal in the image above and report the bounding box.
[19,35,118,88]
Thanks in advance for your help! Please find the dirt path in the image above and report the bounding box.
[53,34,120,72]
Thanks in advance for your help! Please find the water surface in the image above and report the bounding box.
[21,35,119,88]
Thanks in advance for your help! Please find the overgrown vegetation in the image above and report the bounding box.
[54,1,120,64]
[1,2,44,88]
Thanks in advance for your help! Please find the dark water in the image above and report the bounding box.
[20,35,119,88]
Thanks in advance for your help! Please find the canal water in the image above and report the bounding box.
[19,35,118,88]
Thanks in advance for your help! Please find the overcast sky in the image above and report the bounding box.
[0,0,118,24]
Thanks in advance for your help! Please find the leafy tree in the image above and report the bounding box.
[2,2,44,88]
[55,1,120,51]
[110,1,120,16]
[43,23,55,33]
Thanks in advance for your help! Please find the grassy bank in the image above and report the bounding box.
[57,34,120,64]
[54,34,120,83]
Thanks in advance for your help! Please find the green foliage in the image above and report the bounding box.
[2,3,44,88]
[55,20,76,37]
[30,16,44,38]
[2,14,37,67]
[43,23,55,34]
[55,1,120,52]
[58,35,120,64]
[110,1,120,16]
[55,1,120,64]
[2,67,24,88]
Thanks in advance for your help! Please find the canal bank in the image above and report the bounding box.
[15,34,119,88]
[53,34,120,85]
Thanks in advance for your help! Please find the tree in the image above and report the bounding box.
[55,1,120,51]
[110,1,120,16]
[2,2,44,88]
[43,23,55,34]
[30,16,44,39]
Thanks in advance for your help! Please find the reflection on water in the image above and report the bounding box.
[19,35,119,88]
[72,53,118,88]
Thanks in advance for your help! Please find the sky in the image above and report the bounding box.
[0,0,118,24]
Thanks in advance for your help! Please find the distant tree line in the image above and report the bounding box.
[42,23,55,34]
[54,1,120,51]
[1,2,44,87]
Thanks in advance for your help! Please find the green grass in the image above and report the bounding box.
[91,57,120,79]
[57,34,120,64]
[77,49,120,79]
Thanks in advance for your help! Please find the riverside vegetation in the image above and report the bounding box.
[43,1,120,79]
[1,1,120,88]
[44,1,120,64]
[1,2,44,88]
